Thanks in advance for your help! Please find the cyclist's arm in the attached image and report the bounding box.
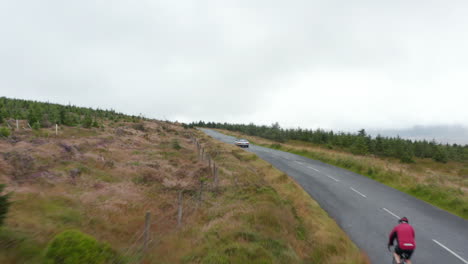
[388,227,397,246]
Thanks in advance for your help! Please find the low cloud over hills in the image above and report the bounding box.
[369,125,468,145]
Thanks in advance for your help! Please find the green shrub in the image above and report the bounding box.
[43,230,119,264]
[270,144,282,149]
[399,151,414,163]
[82,115,93,128]
[172,139,182,150]
[32,121,41,130]
[433,147,448,163]
[0,127,10,137]
[458,168,468,179]
[132,123,145,131]
[0,184,11,227]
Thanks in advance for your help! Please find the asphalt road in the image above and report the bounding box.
[201,129,468,264]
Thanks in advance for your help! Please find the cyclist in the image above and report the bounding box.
[388,217,416,264]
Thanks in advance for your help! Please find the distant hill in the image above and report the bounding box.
[369,125,468,145]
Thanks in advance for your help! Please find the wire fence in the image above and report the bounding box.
[98,130,265,263]
[102,132,223,263]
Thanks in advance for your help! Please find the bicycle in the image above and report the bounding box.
[388,245,410,264]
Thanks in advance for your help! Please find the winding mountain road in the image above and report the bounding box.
[201,129,468,264]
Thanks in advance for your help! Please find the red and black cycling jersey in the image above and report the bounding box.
[388,223,416,250]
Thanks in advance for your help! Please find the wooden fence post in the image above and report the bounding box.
[214,164,219,189]
[143,211,151,252]
[55,124,58,136]
[198,145,201,160]
[177,191,183,227]
[199,179,204,204]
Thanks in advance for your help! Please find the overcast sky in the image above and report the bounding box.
[1,0,467,131]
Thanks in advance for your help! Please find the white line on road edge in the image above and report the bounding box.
[294,161,303,165]
[350,187,367,198]
[325,175,339,182]
[307,166,320,172]
[432,239,468,264]
[382,208,400,219]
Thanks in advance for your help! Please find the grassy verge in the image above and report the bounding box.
[215,129,468,219]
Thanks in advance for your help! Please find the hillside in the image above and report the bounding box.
[0,98,368,263]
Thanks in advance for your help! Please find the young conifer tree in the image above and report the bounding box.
[0,184,11,227]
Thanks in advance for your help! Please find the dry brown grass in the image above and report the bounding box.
[143,130,368,264]
[0,121,368,263]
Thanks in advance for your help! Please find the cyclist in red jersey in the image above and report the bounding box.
[388,217,416,264]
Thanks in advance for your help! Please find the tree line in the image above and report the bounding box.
[0,97,142,129]
[190,121,468,163]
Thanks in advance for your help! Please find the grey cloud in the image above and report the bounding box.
[1,0,467,130]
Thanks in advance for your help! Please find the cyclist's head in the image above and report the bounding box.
[399,217,409,224]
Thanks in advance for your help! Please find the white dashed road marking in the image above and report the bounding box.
[350,187,367,198]
[325,175,339,182]
[307,166,320,172]
[432,239,468,264]
[382,208,400,219]
[295,162,338,182]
